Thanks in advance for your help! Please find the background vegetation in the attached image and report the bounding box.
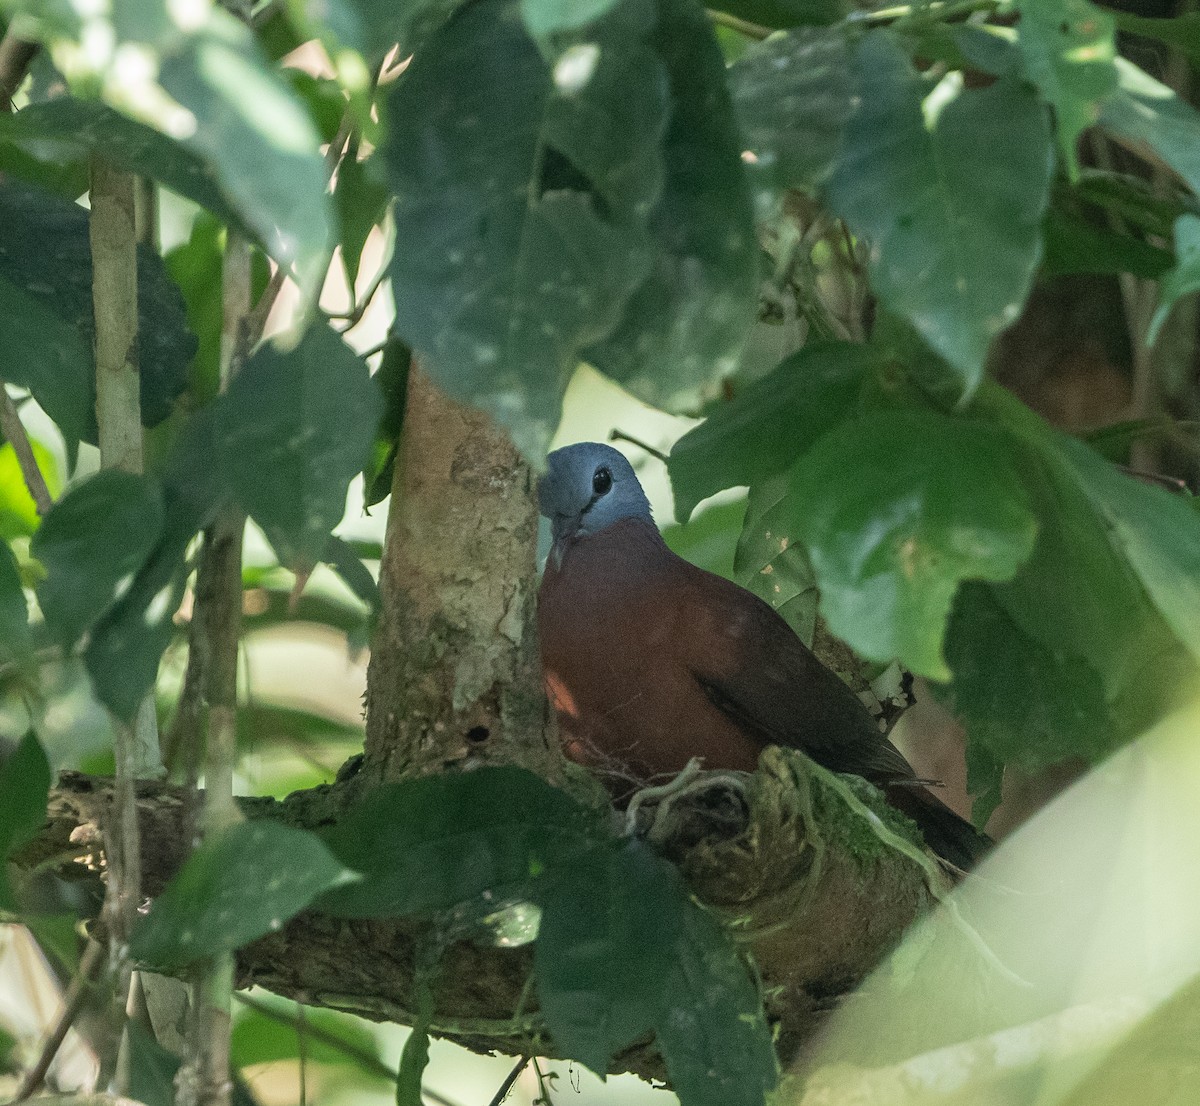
[1,0,1200,1103]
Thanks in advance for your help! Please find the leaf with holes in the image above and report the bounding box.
[386,0,666,458]
[825,33,1054,397]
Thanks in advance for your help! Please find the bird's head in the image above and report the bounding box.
[538,442,652,561]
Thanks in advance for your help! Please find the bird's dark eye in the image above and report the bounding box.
[592,466,612,496]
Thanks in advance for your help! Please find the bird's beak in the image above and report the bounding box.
[548,512,582,572]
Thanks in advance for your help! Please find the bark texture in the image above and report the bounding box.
[362,366,559,785]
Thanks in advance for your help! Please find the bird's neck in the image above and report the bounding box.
[549,515,665,575]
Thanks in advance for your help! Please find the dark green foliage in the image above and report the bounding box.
[130,821,352,971]
[0,181,194,439]
[0,732,51,909]
[212,323,384,570]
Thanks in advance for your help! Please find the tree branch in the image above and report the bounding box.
[0,381,53,515]
[15,753,932,1080]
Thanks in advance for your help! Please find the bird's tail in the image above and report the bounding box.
[887,784,993,872]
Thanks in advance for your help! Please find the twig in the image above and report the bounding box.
[0,30,37,112]
[607,429,668,463]
[531,1057,555,1106]
[0,380,53,514]
[705,9,770,39]
[89,153,157,1095]
[12,940,106,1103]
[485,1057,529,1106]
[189,234,253,1106]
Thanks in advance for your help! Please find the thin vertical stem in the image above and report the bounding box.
[191,232,252,1106]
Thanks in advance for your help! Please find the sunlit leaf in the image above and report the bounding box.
[130,821,353,971]
[787,409,1040,680]
[826,33,1054,396]
[0,438,60,541]
[1014,0,1117,176]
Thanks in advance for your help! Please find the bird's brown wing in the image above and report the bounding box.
[675,560,917,785]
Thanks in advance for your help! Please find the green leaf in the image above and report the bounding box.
[734,471,818,645]
[0,275,93,446]
[0,541,32,668]
[317,768,604,918]
[729,26,854,198]
[661,496,746,579]
[1110,10,1200,70]
[0,98,242,230]
[1042,209,1173,279]
[84,410,226,721]
[1150,214,1200,342]
[362,338,410,509]
[1100,60,1200,200]
[32,471,166,648]
[232,998,387,1073]
[126,1021,181,1106]
[521,0,622,39]
[6,3,334,300]
[0,732,51,910]
[0,437,61,541]
[583,0,758,415]
[322,534,379,626]
[0,180,194,438]
[534,840,684,1074]
[213,324,383,571]
[825,33,1054,397]
[334,149,391,291]
[940,582,1113,780]
[707,0,848,31]
[788,410,1040,680]
[668,341,873,521]
[655,902,778,1106]
[1058,435,1200,668]
[1013,0,1117,176]
[130,821,352,971]
[385,0,665,458]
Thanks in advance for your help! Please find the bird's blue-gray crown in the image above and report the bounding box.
[538,442,652,548]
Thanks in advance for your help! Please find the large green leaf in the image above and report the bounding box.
[1013,0,1117,176]
[0,98,240,229]
[0,274,93,446]
[31,470,166,648]
[84,410,226,720]
[583,0,758,414]
[787,409,1040,680]
[4,0,332,299]
[534,840,684,1074]
[212,324,383,571]
[1110,9,1200,70]
[668,341,873,521]
[0,732,51,909]
[728,26,854,199]
[940,582,1112,814]
[825,33,1054,396]
[0,181,194,438]
[1058,436,1200,667]
[386,0,666,459]
[1041,208,1173,280]
[130,821,353,971]
[0,437,61,541]
[655,900,778,1106]
[317,767,605,917]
